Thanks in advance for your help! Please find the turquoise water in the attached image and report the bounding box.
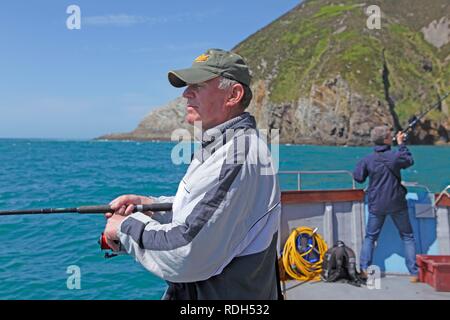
[0,139,448,299]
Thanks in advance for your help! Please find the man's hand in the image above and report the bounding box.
[105,194,153,219]
[103,214,127,251]
[396,132,406,145]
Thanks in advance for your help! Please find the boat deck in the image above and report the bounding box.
[283,275,450,300]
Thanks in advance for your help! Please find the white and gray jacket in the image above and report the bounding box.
[117,112,281,299]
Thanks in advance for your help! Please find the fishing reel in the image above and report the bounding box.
[99,233,120,259]
[392,132,408,143]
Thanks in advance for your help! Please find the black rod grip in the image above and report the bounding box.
[139,203,173,212]
[77,205,113,213]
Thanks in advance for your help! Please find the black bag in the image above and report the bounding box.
[321,241,365,287]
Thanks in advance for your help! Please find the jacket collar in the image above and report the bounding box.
[202,112,256,147]
[374,144,391,152]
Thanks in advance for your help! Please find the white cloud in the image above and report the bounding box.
[82,10,221,27]
[83,14,151,26]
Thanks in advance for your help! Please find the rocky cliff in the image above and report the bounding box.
[98,0,450,145]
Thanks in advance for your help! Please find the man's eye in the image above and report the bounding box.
[193,83,205,89]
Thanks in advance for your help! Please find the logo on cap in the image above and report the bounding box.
[194,54,209,63]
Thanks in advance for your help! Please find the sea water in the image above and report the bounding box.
[0,139,448,299]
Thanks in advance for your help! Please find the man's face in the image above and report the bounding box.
[384,130,393,145]
[182,77,229,130]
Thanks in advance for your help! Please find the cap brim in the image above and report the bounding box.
[168,68,219,88]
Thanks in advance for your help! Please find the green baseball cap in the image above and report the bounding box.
[168,48,251,88]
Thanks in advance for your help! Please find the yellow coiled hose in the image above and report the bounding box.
[282,226,328,281]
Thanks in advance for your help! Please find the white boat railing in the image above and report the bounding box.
[278,170,356,190]
[401,181,432,193]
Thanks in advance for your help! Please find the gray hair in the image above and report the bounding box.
[218,77,253,109]
[371,125,391,145]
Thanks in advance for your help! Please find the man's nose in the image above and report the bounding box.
[183,87,194,99]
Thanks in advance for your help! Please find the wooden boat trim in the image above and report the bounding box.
[281,189,365,204]
[281,189,450,207]
[436,194,450,207]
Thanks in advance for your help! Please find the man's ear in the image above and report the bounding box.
[226,83,244,107]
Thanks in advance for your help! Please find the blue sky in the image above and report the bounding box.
[0,0,301,139]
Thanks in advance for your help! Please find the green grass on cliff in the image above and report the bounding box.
[340,43,372,62]
[313,4,357,19]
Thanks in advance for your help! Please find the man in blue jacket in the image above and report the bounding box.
[353,125,419,279]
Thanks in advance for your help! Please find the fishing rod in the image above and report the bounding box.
[0,203,172,216]
[0,202,173,258]
[393,91,450,142]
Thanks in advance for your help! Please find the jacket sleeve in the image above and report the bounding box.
[116,144,270,283]
[395,144,414,169]
[353,158,368,183]
[148,195,175,225]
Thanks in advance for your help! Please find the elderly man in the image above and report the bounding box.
[103,48,281,299]
[353,125,419,280]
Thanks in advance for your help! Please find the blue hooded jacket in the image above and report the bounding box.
[353,144,414,214]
